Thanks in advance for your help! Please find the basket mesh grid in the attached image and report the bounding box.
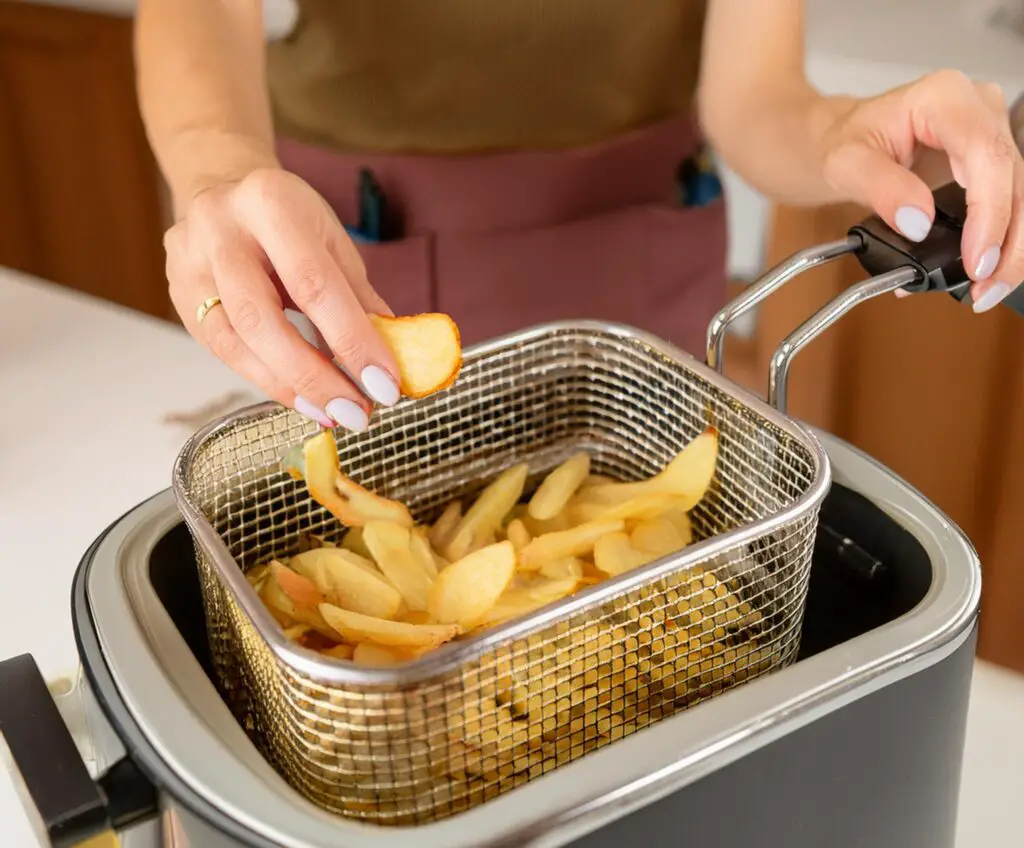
[175,326,823,826]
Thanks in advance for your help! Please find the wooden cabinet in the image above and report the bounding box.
[0,1,170,318]
[725,203,1024,675]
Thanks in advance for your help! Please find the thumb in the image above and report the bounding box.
[823,141,937,242]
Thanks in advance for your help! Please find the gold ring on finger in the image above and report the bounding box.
[195,295,224,325]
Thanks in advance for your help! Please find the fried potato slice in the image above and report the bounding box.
[287,547,403,619]
[353,642,407,667]
[319,604,460,648]
[245,564,271,595]
[427,541,517,628]
[398,610,435,625]
[368,313,462,398]
[288,431,414,528]
[319,643,355,660]
[519,510,573,537]
[261,562,342,640]
[539,557,584,581]
[660,509,694,544]
[593,533,656,577]
[581,428,718,510]
[473,592,548,629]
[517,519,625,571]
[363,521,434,611]
[428,500,463,551]
[341,526,374,560]
[296,531,337,552]
[570,493,691,525]
[409,526,440,578]
[525,575,579,602]
[505,519,532,553]
[630,516,690,559]
[445,464,528,561]
[528,452,590,521]
[472,575,578,630]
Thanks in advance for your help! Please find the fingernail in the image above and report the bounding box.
[294,395,334,428]
[894,206,933,242]
[894,288,912,299]
[974,245,1001,281]
[972,281,1012,314]
[360,365,401,406]
[325,398,369,432]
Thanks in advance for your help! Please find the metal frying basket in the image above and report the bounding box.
[173,323,830,826]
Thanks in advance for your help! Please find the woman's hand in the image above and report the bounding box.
[701,2,1023,313]
[816,70,1023,313]
[165,168,401,431]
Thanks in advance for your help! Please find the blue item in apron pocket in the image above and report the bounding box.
[677,145,723,208]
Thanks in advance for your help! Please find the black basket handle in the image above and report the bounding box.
[0,654,158,848]
[849,180,1024,315]
[707,180,1024,410]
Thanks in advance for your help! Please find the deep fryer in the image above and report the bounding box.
[0,179,1004,848]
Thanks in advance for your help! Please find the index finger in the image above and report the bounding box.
[234,186,402,408]
[911,73,1017,277]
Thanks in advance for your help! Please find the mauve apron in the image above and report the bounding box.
[276,114,726,356]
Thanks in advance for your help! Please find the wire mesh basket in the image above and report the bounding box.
[173,321,829,827]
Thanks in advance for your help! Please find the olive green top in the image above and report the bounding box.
[266,0,708,154]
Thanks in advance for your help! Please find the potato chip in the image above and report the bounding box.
[363,521,434,612]
[368,313,462,398]
[539,557,584,581]
[580,428,718,510]
[445,464,528,561]
[427,541,516,628]
[353,641,408,667]
[505,519,532,553]
[593,533,655,577]
[630,516,689,559]
[341,526,374,560]
[572,493,691,524]
[320,604,460,648]
[287,547,403,619]
[428,500,462,551]
[320,643,355,660]
[261,563,342,640]
[409,527,440,579]
[293,431,414,528]
[528,452,590,521]
[518,519,625,571]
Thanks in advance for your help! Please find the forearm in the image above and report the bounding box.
[135,0,279,216]
[701,84,856,207]
[697,0,855,207]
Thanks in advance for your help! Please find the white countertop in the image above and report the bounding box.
[0,269,263,846]
[1,268,1023,845]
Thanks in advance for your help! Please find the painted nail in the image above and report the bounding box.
[360,365,401,407]
[972,281,1012,314]
[325,398,369,432]
[974,245,1001,281]
[894,206,933,242]
[294,395,334,428]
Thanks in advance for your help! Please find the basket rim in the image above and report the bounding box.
[171,319,832,687]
